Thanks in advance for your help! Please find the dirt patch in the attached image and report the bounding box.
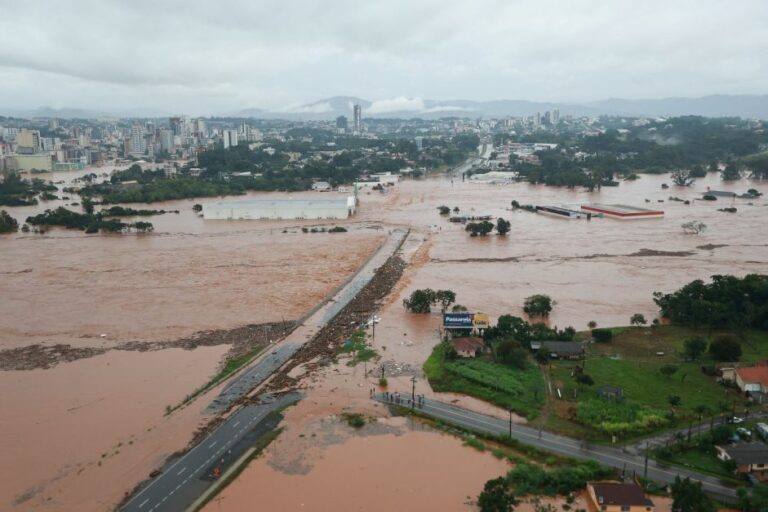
[0,321,294,371]
[264,254,408,392]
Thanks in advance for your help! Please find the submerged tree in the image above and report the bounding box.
[671,169,695,187]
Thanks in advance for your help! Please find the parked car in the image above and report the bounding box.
[737,427,753,439]
[727,416,745,424]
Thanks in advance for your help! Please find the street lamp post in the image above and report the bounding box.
[411,376,417,409]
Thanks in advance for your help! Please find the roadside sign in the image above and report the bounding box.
[443,313,474,329]
[473,312,490,329]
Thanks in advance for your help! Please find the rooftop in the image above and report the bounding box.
[450,337,485,353]
[719,442,768,464]
[206,198,351,209]
[531,341,584,355]
[589,482,654,508]
[736,366,768,388]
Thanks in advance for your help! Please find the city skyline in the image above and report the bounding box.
[1,0,768,115]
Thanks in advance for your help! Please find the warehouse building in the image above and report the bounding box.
[202,196,356,220]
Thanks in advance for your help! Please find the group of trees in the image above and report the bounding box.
[653,274,768,330]
[0,173,57,206]
[463,218,511,237]
[402,289,456,313]
[25,204,154,234]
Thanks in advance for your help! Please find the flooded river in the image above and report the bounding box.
[0,166,765,510]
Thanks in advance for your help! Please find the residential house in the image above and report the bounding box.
[586,482,654,512]
[716,442,768,480]
[530,341,584,360]
[450,337,484,358]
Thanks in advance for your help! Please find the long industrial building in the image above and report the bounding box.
[202,196,356,220]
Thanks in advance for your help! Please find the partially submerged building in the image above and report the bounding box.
[581,203,664,219]
[202,196,356,220]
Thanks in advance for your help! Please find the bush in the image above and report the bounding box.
[328,226,347,233]
[505,461,612,496]
[345,413,366,428]
[591,328,613,343]
[0,210,19,233]
[437,205,450,215]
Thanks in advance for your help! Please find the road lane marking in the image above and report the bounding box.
[177,467,186,476]
[139,499,149,508]
[233,421,240,428]
[208,441,217,449]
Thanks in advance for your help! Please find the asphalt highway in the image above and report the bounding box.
[121,393,298,512]
[376,394,741,503]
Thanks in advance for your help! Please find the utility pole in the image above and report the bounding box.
[509,409,513,438]
[411,376,417,410]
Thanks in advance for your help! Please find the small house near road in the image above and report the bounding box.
[450,337,484,358]
[586,482,654,511]
[734,366,768,394]
[716,442,768,480]
[530,341,585,360]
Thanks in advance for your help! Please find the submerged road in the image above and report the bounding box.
[376,394,741,503]
[120,229,409,512]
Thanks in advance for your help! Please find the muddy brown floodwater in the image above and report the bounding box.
[1,166,766,510]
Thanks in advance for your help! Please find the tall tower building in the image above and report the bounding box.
[129,124,146,155]
[552,108,560,125]
[336,116,348,132]
[353,104,362,134]
[222,130,238,149]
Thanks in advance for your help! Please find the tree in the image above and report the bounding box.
[466,221,494,236]
[671,476,715,512]
[721,164,742,181]
[192,203,203,212]
[737,483,768,512]
[437,205,450,215]
[709,335,742,361]
[81,197,95,215]
[403,289,436,313]
[681,221,706,235]
[496,218,511,235]
[495,339,528,369]
[683,336,708,360]
[0,210,19,233]
[591,328,613,343]
[671,169,695,187]
[669,395,682,407]
[587,320,597,329]
[435,290,457,311]
[478,477,518,512]
[630,313,647,326]
[523,295,553,317]
[660,365,679,379]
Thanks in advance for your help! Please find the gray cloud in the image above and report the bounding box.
[0,0,767,114]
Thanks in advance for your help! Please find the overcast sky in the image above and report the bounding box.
[1,0,767,115]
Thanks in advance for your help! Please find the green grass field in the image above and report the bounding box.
[546,326,768,439]
[423,342,545,419]
[338,330,377,366]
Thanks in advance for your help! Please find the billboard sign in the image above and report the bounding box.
[473,312,490,329]
[443,313,474,329]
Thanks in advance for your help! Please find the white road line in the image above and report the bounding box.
[138,499,149,508]
[233,421,240,428]
[177,467,186,476]
[208,441,217,449]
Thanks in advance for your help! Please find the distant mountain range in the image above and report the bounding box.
[3,94,768,120]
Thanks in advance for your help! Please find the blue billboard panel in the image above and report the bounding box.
[443,312,474,329]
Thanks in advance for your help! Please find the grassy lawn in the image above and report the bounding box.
[660,447,741,482]
[338,330,377,366]
[424,342,545,419]
[545,326,768,440]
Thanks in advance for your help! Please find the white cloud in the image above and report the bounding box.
[367,97,425,113]
[0,0,766,112]
[279,102,333,114]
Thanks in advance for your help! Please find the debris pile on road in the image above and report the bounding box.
[0,321,295,371]
[265,254,407,392]
[377,360,417,377]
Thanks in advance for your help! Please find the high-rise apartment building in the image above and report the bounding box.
[353,104,362,134]
[129,124,146,156]
[552,108,560,125]
[16,129,41,152]
[336,116,348,132]
[222,130,239,149]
